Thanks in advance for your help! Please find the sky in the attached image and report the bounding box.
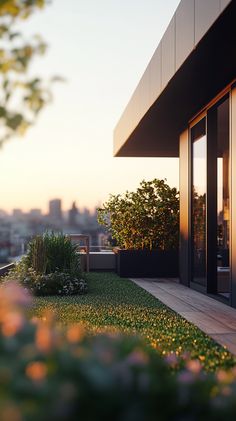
[0,0,180,213]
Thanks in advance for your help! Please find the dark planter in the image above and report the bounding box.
[115,249,179,278]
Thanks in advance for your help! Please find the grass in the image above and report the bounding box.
[30,272,236,371]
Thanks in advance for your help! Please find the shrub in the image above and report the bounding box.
[97,179,179,250]
[1,282,236,420]
[5,232,87,296]
[21,270,87,296]
[26,232,81,276]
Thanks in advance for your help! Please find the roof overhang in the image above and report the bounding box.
[114,0,236,157]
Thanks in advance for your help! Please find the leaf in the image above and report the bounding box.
[9,31,21,40]
[0,106,6,117]
[3,78,9,90]
[0,0,60,146]
[6,113,23,130]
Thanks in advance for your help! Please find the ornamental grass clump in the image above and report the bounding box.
[5,232,87,296]
[1,282,236,420]
[97,179,179,250]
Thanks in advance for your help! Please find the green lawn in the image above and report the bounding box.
[31,272,235,371]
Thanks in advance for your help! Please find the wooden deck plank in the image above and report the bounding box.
[131,278,236,355]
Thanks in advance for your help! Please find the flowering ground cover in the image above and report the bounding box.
[30,272,235,372]
[2,282,236,420]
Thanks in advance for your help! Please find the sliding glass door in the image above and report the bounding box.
[190,95,230,298]
[216,97,230,298]
[191,118,207,287]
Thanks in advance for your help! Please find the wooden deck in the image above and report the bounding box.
[131,278,236,355]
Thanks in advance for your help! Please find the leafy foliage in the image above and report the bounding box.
[31,272,235,372]
[5,232,87,296]
[97,179,179,250]
[0,1,45,18]
[1,282,236,420]
[21,270,87,296]
[0,0,60,146]
[26,232,82,276]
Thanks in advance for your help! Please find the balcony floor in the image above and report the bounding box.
[131,278,236,356]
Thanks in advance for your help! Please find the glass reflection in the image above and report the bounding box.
[217,97,230,298]
[191,119,206,286]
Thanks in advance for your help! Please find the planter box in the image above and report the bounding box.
[115,249,179,278]
[79,252,116,272]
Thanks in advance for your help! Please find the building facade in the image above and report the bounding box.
[48,199,62,222]
[114,0,236,306]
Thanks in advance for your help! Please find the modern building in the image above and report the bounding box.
[68,201,79,228]
[114,1,236,306]
[48,199,62,221]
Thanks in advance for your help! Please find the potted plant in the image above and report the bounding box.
[97,179,179,277]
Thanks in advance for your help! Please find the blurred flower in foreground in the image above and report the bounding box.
[0,281,31,309]
[26,361,47,382]
[0,282,236,420]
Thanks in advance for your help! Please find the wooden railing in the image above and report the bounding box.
[0,263,15,277]
[69,234,90,272]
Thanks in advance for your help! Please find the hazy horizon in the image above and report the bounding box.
[0,0,180,213]
[0,201,99,215]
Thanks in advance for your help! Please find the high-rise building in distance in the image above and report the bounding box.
[48,199,62,221]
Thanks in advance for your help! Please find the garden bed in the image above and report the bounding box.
[31,272,235,372]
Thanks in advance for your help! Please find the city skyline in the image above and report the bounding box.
[0,199,98,216]
[0,196,104,263]
[0,0,180,212]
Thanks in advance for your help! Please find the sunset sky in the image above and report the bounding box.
[0,0,180,213]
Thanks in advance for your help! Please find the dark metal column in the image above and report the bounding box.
[230,87,236,307]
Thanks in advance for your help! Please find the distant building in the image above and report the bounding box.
[68,201,79,227]
[0,219,11,262]
[48,199,62,221]
[0,209,7,218]
[29,209,42,218]
[12,209,23,218]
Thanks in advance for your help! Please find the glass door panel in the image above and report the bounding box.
[216,97,230,298]
[191,118,207,287]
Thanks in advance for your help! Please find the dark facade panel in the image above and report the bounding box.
[194,0,220,45]
[114,1,236,157]
[176,0,194,70]
[220,0,231,12]
[114,0,234,157]
[161,16,176,90]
